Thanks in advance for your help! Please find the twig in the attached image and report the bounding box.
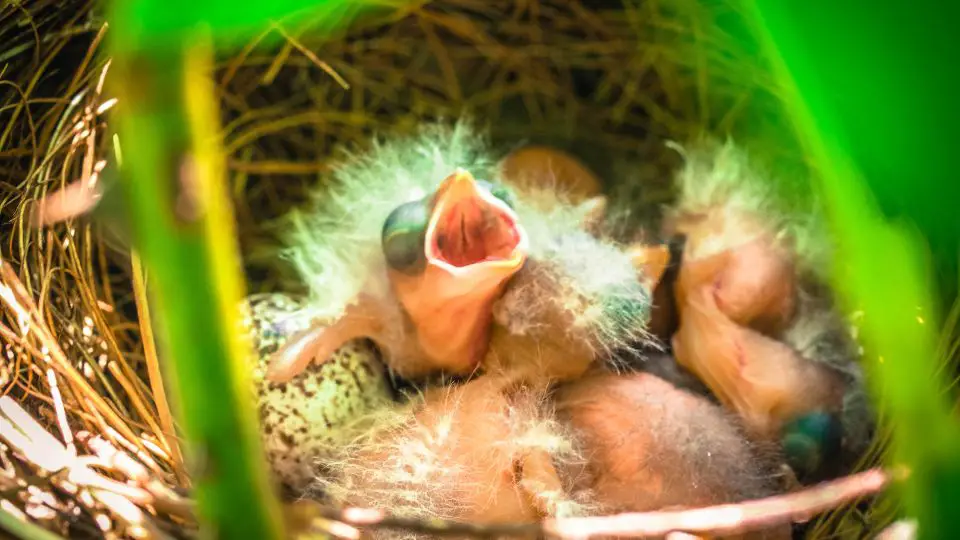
[542,468,898,538]
[314,468,898,539]
[122,253,186,483]
[316,507,541,538]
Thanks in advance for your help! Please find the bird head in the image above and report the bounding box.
[781,410,844,481]
[381,168,529,375]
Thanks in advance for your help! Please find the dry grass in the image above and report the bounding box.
[1,0,947,538]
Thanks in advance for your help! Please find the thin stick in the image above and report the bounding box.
[542,468,897,538]
[130,251,185,483]
[45,367,75,455]
[317,507,541,538]
[315,468,898,539]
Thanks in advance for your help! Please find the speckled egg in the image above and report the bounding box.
[241,293,396,494]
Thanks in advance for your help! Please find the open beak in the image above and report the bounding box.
[389,169,528,375]
[425,169,528,284]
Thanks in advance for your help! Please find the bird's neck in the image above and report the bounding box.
[413,294,498,372]
[392,266,512,375]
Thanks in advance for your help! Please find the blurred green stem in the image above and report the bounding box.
[0,508,65,540]
[746,2,960,537]
[108,29,285,540]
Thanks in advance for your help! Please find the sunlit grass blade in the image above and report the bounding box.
[745,2,960,538]
[106,28,286,540]
[0,506,65,540]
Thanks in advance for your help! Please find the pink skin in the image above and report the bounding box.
[671,239,845,438]
[267,169,528,382]
[390,169,528,375]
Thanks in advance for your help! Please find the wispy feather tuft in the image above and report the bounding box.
[665,138,833,277]
[280,120,498,322]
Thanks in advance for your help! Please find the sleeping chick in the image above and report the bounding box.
[314,373,595,533]
[313,358,791,539]
[662,139,874,478]
[555,371,791,539]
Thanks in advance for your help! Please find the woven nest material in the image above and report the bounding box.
[0,0,941,538]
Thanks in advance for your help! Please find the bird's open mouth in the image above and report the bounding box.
[425,169,527,272]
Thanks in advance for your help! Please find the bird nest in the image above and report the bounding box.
[0,0,948,538]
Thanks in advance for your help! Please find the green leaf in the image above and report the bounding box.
[745,2,960,537]
[108,34,286,540]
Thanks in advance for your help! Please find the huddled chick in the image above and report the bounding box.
[661,140,874,479]
[244,121,871,538]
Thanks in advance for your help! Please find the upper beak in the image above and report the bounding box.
[425,169,527,277]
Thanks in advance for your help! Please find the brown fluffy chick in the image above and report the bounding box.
[314,374,594,529]
[663,140,874,477]
[555,372,791,539]
[314,364,791,539]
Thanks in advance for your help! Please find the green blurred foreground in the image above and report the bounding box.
[748,0,960,538]
[106,1,379,538]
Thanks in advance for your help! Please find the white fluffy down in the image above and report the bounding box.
[280,121,499,323]
[665,138,833,277]
[280,120,654,356]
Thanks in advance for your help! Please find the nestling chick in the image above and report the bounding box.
[267,123,529,382]
[268,122,658,386]
[314,374,594,530]
[555,371,791,539]
[663,140,873,477]
[497,145,602,203]
[313,358,792,539]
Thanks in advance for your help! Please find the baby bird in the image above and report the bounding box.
[316,374,592,527]
[267,122,657,387]
[314,358,792,539]
[662,140,874,478]
[497,144,602,204]
[555,371,791,539]
[266,123,531,384]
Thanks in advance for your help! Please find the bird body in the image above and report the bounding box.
[315,374,590,527]
[266,121,655,386]
[312,369,791,539]
[249,123,873,526]
[662,140,873,476]
[555,372,791,540]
